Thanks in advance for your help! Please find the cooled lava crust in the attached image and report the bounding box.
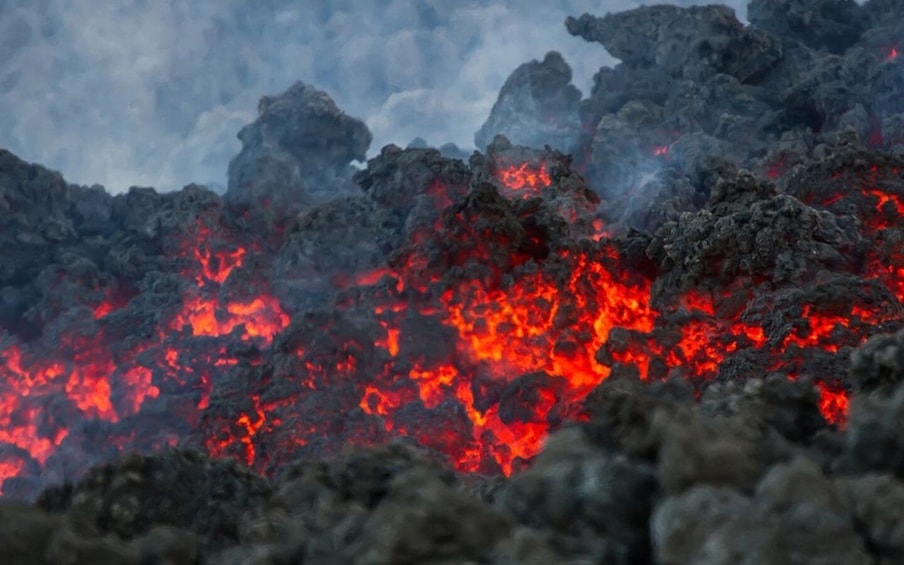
[3,1,904,563]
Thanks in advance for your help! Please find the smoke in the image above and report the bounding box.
[0,0,748,192]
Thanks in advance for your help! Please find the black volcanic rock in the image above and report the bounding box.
[38,450,271,555]
[748,0,867,53]
[850,327,904,394]
[654,458,872,564]
[271,145,471,311]
[647,168,862,294]
[6,1,904,563]
[225,81,372,226]
[474,51,582,155]
[559,2,904,211]
[0,150,76,285]
[566,5,783,83]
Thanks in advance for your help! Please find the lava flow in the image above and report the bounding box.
[496,162,551,198]
[0,216,289,495]
[2,151,895,493]
[4,77,904,496]
[7,2,904,561]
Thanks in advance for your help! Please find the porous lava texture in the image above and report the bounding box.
[3,1,904,563]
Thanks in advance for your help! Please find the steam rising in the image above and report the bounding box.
[0,0,747,192]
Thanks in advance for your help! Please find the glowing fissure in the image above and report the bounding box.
[497,162,551,198]
[342,169,904,472]
[0,221,289,493]
[342,173,868,473]
[5,156,904,492]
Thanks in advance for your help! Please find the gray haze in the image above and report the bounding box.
[0,0,747,192]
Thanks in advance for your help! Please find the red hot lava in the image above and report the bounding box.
[496,162,551,198]
[3,154,902,494]
[0,219,289,494]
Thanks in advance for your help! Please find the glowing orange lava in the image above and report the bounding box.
[0,220,291,495]
[781,307,852,353]
[0,460,22,496]
[355,245,658,475]
[189,224,247,287]
[6,158,904,494]
[861,187,904,230]
[817,382,849,427]
[497,162,551,197]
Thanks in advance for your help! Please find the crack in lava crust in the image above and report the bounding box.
[2,145,904,495]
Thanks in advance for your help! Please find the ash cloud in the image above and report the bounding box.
[0,0,747,193]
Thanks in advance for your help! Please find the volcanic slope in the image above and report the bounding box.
[2,1,904,563]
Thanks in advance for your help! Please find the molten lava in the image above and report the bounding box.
[0,220,290,494]
[497,162,551,197]
[0,154,899,494]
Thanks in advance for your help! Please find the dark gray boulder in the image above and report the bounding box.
[748,0,867,53]
[225,81,372,226]
[566,5,783,84]
[474,51,582,155]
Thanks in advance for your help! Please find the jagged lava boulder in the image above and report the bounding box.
[474,51,583,156]
[225,81,372,227]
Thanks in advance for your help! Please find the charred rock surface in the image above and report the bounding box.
[3,1,904,563]
[225,81,372,227]
[474,51,583,157]
[552,0,904,220]
[748,0,867,53]
[566,5,783,82]
[0,364,900,563]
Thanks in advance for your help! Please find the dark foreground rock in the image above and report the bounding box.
[2,342,903,564]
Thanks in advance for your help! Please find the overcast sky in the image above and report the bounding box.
[0,0,748,192]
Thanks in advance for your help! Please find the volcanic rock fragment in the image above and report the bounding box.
[497,428,658,563]
[654,458,872,564]
[566,5,783,83]
[0,149,76,286]
[586,99,665,195]
[850,327,904,393]
[647,167,862,295]
[475,51,583,156]
[225,81,372,226]
[38,450,272,555]
[748,0,868,53]
[271,144,470,310]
